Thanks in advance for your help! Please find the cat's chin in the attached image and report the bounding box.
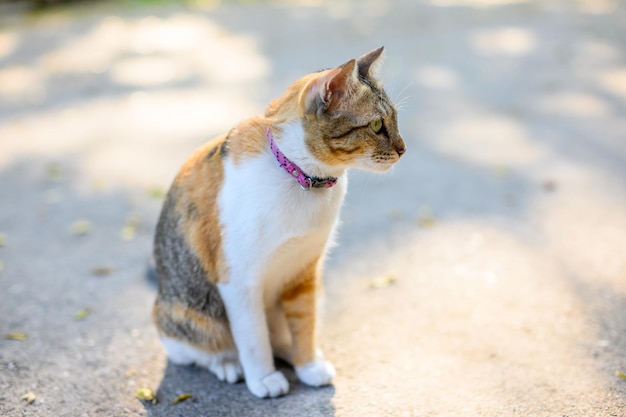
[357,160,397,173]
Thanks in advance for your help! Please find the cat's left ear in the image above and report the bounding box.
[357,46,385,79]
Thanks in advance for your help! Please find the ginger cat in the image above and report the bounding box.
[153,47,405,398]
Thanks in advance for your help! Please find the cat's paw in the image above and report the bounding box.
[295,359,336,387]
[246,370,289,398]
[209,358,243,384]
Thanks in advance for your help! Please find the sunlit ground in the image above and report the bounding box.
[0,0,625,416]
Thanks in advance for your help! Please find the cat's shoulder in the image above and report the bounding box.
[223,116,269,165]
[178,115,268,174]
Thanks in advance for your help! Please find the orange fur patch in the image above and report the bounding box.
[170,135,228,283]
[226,116,270,165]
[265,72,319,122]
[281,259,322,366]
[153,299,235,353]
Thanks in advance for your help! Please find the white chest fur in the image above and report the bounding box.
[218,122,347,302]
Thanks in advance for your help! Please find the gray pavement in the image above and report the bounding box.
[1,0,626,416]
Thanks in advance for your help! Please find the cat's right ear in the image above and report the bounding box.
[305,59,358,115]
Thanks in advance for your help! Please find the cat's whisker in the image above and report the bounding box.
[392,81,414,106]
[388,73,400,102]
[395,95,411,113]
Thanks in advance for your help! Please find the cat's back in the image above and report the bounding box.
[153,129,231,290]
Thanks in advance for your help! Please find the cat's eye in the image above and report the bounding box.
[370,119,383,133]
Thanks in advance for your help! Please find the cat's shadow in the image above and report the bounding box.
[143,359,336,417]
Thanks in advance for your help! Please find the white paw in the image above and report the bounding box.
[209,359,243,384]
[246,370,289,398]
[296,359,336,387]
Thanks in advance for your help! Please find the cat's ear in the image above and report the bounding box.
[305,59,358,114]
[357,46,384,79]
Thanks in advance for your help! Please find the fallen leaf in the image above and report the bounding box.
[125,368,138,377]
[417,206,437,228]
[172,393,192,404]
[6,332,27,341]
[22,392,36,405]
[90,266,115,277]
[148,187,166,200]
[47,163,63,182]
[120,216,140,241]
[71,219,91,236]
[75,308,91,320]
[120,227,136,241]
[418,215,436,228]
[135,387,157,404]
[369,275,397,289]
[0,233,6,247]
[617,370,626,381]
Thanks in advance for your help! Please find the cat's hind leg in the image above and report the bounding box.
[161,337,242,383]
[267,302,334,386]
[281,264,336,387]
[153,299,243,384]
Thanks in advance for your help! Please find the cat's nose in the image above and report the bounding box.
[396,145,406,157]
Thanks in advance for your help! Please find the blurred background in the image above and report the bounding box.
[1,0,625,416]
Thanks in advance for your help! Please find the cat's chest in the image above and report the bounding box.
[218,155,347,283]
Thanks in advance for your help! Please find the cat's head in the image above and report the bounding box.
[299,47,406,173]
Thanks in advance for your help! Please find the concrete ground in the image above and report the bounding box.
[1,0,625,416]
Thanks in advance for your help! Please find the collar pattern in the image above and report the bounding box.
[267,128,338,191]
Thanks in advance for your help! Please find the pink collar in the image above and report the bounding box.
[267,128,338,191]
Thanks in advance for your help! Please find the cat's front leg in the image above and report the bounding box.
[281,262,336,387]
[218,283,289,398]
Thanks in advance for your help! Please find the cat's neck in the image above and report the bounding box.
[272,121,346,181]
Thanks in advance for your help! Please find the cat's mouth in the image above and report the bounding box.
[376,160,400,172]
[361,153,403,172]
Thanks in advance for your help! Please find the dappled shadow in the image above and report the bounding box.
[1,1,626,416]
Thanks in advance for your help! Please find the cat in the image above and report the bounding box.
[152,47,405,398]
